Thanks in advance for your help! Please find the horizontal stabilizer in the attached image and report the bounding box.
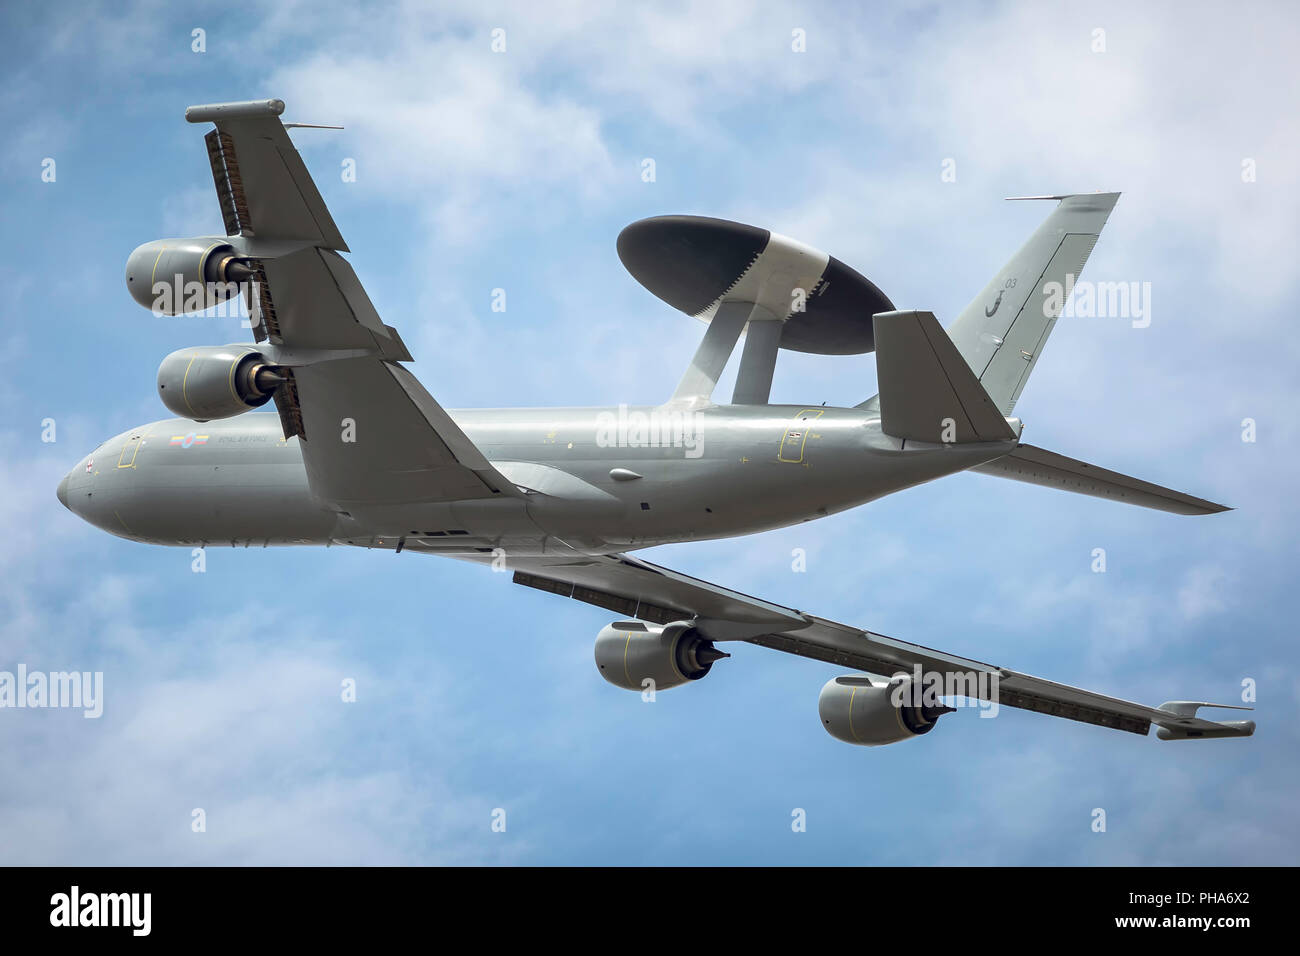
[970,444,1230,515]
[873,310,1017,443]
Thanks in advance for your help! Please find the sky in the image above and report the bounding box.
[1,0,1297,864]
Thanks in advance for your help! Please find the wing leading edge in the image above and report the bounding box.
[498,553,1253,741]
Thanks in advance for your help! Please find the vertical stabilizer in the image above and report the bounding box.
[945,192,1120,415]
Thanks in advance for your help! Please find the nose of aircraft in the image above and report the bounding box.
[56,471,70,509]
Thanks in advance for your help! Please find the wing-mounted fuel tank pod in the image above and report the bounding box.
[616,215,895,406]
[125,238,258,315]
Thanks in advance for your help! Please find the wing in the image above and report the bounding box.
[184,99,516,508]
[498,552,1254,741]
[186,99,347,249]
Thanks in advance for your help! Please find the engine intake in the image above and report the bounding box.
[157,345,283,421]
[126,238,257,315]
[818,676,955,746]
[594,620,728,692]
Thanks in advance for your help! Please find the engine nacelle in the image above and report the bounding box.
[157,345,283,421]
[125,238,257,315]
[594,620,727,692]
[818,676,954,746]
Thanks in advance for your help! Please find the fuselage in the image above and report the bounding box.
[57,404,1017,557]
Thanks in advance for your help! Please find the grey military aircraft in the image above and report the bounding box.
[59,99,1253,747]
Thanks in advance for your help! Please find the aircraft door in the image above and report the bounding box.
[778,409,824,463]
[116,428,149,469]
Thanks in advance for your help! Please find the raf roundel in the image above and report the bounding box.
[616,214,895,355]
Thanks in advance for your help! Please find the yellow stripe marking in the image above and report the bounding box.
[181,353,198,416]
[227,353,243,404]
[149,246,166,287]
[200,242,223,275]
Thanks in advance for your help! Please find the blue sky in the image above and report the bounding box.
[1,0,1297,864]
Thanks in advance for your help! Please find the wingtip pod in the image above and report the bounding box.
[1155,701,1256,740]
[1157,720,1255,740]
[185,99,285,123]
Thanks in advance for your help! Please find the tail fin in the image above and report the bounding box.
[945,192,1120,415]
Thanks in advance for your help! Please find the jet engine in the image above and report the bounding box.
[156,345,284,421]
[125,238,257,315]
[594,620,728,692]
[818,676,955,746]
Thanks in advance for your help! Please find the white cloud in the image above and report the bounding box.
[1177,564,1231,621]
[266,41,616,245]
